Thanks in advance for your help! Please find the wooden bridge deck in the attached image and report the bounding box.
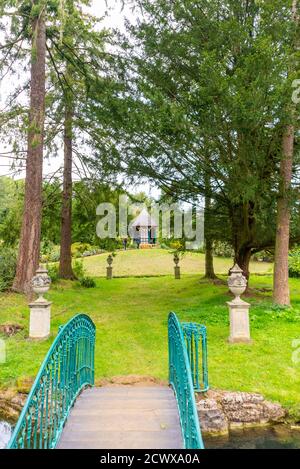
[57,386,183,449]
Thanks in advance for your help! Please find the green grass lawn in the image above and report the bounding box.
[82,249,272,277]
[0,254,299,415]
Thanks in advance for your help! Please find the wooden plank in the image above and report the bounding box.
[58,386,183,449]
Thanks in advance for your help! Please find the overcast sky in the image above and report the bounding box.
[91,0,132,28]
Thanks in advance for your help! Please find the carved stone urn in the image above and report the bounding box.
[106,254,114,280]
[228,264,247,302]
[107,255,113,267]
[173,253,180,266]
[173,253,180,279]
[31,266,51,303]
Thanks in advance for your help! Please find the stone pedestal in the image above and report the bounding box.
[227,299,251,344]
[106,266,113,280]
[174,266,180,279]
[29,301,51,340]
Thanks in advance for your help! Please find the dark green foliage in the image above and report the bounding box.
[47,259,96,287]
[72,259,85,279]
[41,182,62,246]
[46,263,59,283]
[289,248,300,278]
[98,238,123,251]
[89,0,300,269]
[213,242,234,259]
[72,181,125,247]
[72,258,96,288]
[0,177,131,252]
[79,276,96,288]
[0,247,17,291]
[41,242,60,263]
[71,242,95,258]
[0,178,24,247]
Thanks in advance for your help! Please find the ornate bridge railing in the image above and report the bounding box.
[168,313,206,449]
[181,322,209,392]
[7,314,95,449]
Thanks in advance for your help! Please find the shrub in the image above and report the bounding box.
[160,238,185,250]
[71,242,93,257]
[70,243,105,258]
[40,240,54,256]
[0,247,17,291]
[79,276,96,288]
[97,238,123,251]
[169,240,184,250]
[46,264,59,283]
[82,249,101,257]
[41,254,50,263]
[40,242,60,263]
[289,249,300,278]
[49,247,60,262]
[72,259,86,279]
[71,259,96,288]
[213,241,234,258]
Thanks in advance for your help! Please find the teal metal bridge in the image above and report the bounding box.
[7,313,208,450]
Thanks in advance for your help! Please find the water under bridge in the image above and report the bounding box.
[7,313,208,450]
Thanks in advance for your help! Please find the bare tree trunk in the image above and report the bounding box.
[273,126,294,305]
[13,2,46,294]
[59,100,74,279]
[205,238,216,279]
[204,187,216,279]
[273,0,298,305]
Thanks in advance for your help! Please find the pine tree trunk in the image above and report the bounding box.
[235,247,252,281]
[273,0,298,305]
[273,125,294,305]
[59,100,74,279]
[205,237,216,279]
[13,3,46,294]
[204,188,216,279]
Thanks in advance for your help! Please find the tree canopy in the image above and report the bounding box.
[89,0,300,278]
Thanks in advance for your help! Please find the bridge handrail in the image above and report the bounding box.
[7,314,96,449]
[168,312,205,449]
[181,322,209,392]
